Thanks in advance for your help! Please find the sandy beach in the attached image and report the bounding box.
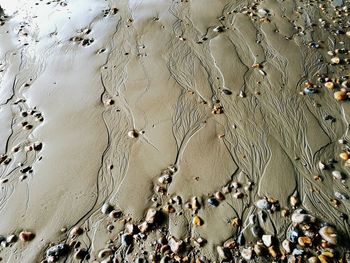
[0,0,349,262]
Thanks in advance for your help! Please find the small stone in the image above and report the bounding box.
[6,235,17,243]
[290,195,299,207]
[287,226,300,243]
[332,170,343,179]
[318,254,331,263]
[109,210,122,219]
[319,226,337,245]
[262,235,273,247]
[298,236,312,247]
[145,208,158,224]
[19,231,35,242]
[217,246,229,259]
[282,239,292,253]
[101,203,113,214]
[222,89,232,95]
[169,237,183,254]
[257,8,268,16]
[330,57,340,64]
[70,227,83,237]
[241,247,253,260]
[256,199,271,210]
[207,197,219,207]
[46,243,69,259]
[138,221,149,233]
[324,82,334,89]
[214,191,225,201]
[125,223,138,234]
[268,246,278,258]
[291,210,316,224]
[127,130,139,138]
[239,90,246,98]
[233,192,244,199]
[193,215,203,226]
[334,191,349,200]
[339,152,349,161]
[223,239,236,249]
[334,90,347,101]
[121,233,133,246]
[254,243,266,256]
[318,161,327,170]
[98,248,113,259]
[213,26,224,33]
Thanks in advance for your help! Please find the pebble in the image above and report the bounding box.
[319,226,337,244]
[291,210,316,224]
[298,236,312,247]
[19,231,35,242]
[127,130,139,138]
[282,239,292,253]
[145,208,158,224]
[318,161,327,170]
[330,57,340,64]
[69,226,83,237]
[169,237,183,254]
[216,246,229,259]
[324,82,334,89]
[138,221,149,233]
[334,90,347,101]
[290,195,299,207]
[6,234,17,243]
[193,215,203,226]
[213,26,224,33]
[268,246,278,258]
[255,199,271,210]
[214,191,225,201]
[262,234,272,247]
[47,243,69,259]
[121,233,133,246]
[287,226,300,243]
[253,243,266,256]
[332,170,343,179]
[339,152,349,161]
[257,8,269,17]
[74,248,88,260]
[241,247,253,260]
[334,191,349,200]
[101,203,113,214]
[207,197,219,207]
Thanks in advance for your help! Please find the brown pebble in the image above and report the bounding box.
[19,231,35,241]
[334,90,347,101]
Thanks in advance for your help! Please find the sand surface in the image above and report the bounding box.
[0,0,350,262]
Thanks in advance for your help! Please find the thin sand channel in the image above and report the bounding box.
[0,0,349,262]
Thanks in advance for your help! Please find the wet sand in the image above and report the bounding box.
[0,0,350,262]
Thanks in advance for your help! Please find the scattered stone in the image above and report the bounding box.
[332,170,343,179]
[298,236,312,247]
[334,90,347,101]
[127,130,139,138]
[282,239,292,253]
[101,203,113,214]
[6,234,17,243]
[339,152,349,161]
[241,247,253,260]
[318,161,327,170]
[334,191,349,200]
[291,210,316,224]
[256,199,271,210]
[46,243,69,260]
[216,246,229,259]
[145,208,158,224]
[69,226,83,237]
[121,233,133,246]
[193,215,203,226]
[319,226,337,245]
[213,26,224,33]
[168,237,183,254]
[207,197,219,207]
[262,234,273,247]
[308,256,319,263]
[19,231,35,242]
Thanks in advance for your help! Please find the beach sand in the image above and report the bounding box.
[0,0,349,262]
